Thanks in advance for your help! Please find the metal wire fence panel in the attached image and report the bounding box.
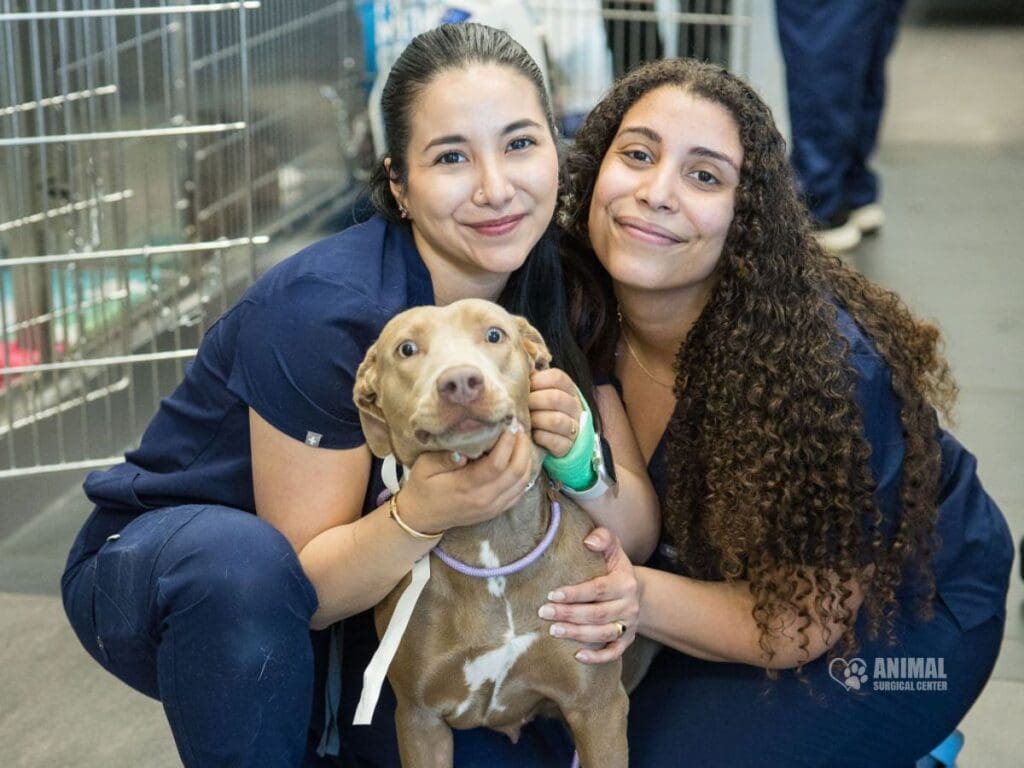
[534,0,752,130]
[362,1,751,148]
[0,0,365,478]
[601,0,752,77]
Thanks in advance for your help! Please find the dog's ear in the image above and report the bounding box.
[353,344,393,458]
[515,317,552,372]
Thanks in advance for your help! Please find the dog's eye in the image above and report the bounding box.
[397,340,418,358]
[485,327,505,344]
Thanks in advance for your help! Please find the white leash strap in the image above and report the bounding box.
[353,453,426,725]
[353,555,431,725]
[381,453,401,495]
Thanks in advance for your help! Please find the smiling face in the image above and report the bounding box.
[587,86,743,303]
[354,299,552,465]
[390,64,560,297]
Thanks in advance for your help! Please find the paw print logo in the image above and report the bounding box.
[828,657,869,691]
[844,659,869,690]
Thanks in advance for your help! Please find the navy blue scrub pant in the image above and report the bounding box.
[776,0,906,221]
[628,598,1004,767]
[63,504,1002,767]
[61,504,572,767]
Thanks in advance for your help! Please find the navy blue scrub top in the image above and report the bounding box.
[644,306,1012,633]
[84,214,432,518]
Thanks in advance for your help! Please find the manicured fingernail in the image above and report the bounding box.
[575,650,590,662]
[584,535,600,547]
[549,624,565,637]
[538,605,556,619]
[547,590,565,602]
[451,451,462,463]
[509,418,520,434]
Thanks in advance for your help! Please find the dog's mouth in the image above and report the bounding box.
[451,417,495,433]
[413,412,514,447]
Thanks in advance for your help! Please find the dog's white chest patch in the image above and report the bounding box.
[478,540,506,597]
[454,556,537,718]
[454,606,536,720]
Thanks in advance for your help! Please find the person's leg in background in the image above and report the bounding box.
[775,0,882,252]
[61,504,320,767]
[846,0,908,235]
[627,598,1004,767]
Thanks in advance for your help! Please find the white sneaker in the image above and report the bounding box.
[849,202,885,234]
[813,216,862,253]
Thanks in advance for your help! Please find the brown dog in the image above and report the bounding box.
[354,298,629,768]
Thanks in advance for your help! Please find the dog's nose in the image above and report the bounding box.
[437,365,485,405]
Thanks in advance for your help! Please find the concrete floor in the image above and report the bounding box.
[1,4,1022,767]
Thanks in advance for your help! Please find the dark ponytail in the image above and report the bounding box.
[498,225,597,424]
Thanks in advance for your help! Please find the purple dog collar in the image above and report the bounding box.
[432,498,561,578]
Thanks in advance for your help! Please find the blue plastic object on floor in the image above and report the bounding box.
[915,730,965,768]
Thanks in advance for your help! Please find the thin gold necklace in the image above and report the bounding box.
[617,309,674,389]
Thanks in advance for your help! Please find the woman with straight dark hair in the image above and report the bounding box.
[62,23,657,767]
[544,57,1013,766]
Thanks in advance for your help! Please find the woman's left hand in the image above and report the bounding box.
[528,367,583,458]
[538,527,640,663]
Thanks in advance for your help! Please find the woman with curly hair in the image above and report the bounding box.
[539,58,1014,766]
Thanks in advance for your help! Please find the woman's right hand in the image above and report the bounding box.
[539,527,641,663]
[396,419,535,533]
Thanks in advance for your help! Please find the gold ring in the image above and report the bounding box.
[614,621,627,637]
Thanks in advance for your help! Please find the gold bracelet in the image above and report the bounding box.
[389,494,443,541]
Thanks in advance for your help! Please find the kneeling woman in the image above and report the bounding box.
[61,24,656,768]
[547,58,1013,766]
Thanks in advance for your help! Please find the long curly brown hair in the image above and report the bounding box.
[561,59,957,665]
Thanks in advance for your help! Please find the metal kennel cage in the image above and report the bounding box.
[364,1,752,145]
[0,0,367,479]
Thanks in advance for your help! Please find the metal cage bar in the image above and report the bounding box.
[1,0,364,477]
